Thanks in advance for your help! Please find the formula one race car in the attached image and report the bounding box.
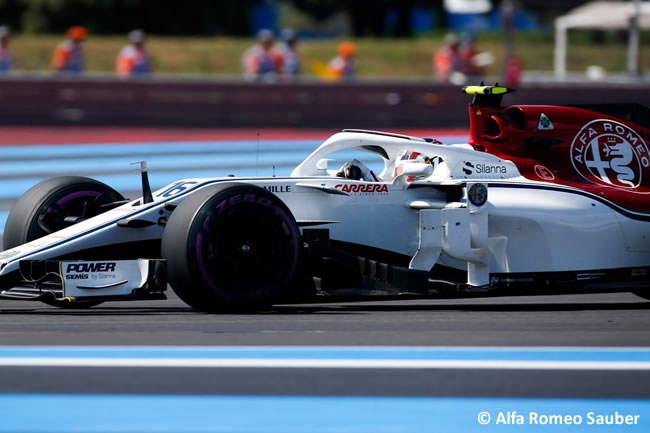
[1,85,648,311]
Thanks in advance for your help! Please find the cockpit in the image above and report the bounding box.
[291,129,451,184]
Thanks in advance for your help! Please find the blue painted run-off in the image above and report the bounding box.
[1,345,649,362]
[0,394,647,433]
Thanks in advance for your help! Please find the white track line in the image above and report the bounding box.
[1,357,650,370]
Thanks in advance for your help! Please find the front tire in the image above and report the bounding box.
[3,176,124,308]
[161,183,300,312]
[4,176,124,250]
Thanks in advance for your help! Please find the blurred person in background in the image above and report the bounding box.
[276,28,300,80]
[459,32,494,84]
[242,28,283,81]
[0,26,13,73]
[505,55,523,88]
[434,33,461,83]
[116,30,152,78]
[51,26,87,75]
[459,32,484,80]
[328,41,357,81]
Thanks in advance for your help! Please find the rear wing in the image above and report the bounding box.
[462,85,515,107]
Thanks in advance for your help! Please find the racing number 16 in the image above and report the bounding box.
[156,181,198,198]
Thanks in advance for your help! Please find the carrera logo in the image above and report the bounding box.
[66,262,116,273]
[571,119,649,190]
[334,184,389,194]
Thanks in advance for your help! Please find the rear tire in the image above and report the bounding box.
[161,183,300,312]
[3,176,124,308]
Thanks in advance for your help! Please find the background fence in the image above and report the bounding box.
[0,78,648,128]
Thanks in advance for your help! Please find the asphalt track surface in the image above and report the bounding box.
[1,291,649,399]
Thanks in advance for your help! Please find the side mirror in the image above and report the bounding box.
[397,162,433,179]
[316,158,335,171]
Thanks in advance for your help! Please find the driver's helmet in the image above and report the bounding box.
[336,159,378,181]
[399,150,429,163]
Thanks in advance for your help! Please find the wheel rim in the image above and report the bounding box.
[194,202,298,302]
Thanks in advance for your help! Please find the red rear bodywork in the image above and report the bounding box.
[467,101,650,214]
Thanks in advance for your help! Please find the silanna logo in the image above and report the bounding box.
[462,161,507,176]
[571,119,649,190]
[334,184,389,194]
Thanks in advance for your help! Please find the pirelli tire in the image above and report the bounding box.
[161,183,301,312]
[3,176,125,309]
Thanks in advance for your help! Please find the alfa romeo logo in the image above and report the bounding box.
[570,119,649,190]
[467,183,487,206]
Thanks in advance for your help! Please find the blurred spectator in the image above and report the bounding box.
[328,41,357,81]
[505,55,523,88]
[434,33,461,82]
[242,29,283,81]
[459,32,485,82]
[51,26,87,75]
[0,26,13,73]
[276,28,300,80]
[116,30,152,78]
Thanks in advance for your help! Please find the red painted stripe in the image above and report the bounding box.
[0,127,469,146]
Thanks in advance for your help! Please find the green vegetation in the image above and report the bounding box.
[8,32,650,78]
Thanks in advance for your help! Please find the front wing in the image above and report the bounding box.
[0,259,166,303]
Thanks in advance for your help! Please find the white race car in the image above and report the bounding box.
[1,86,649,311]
